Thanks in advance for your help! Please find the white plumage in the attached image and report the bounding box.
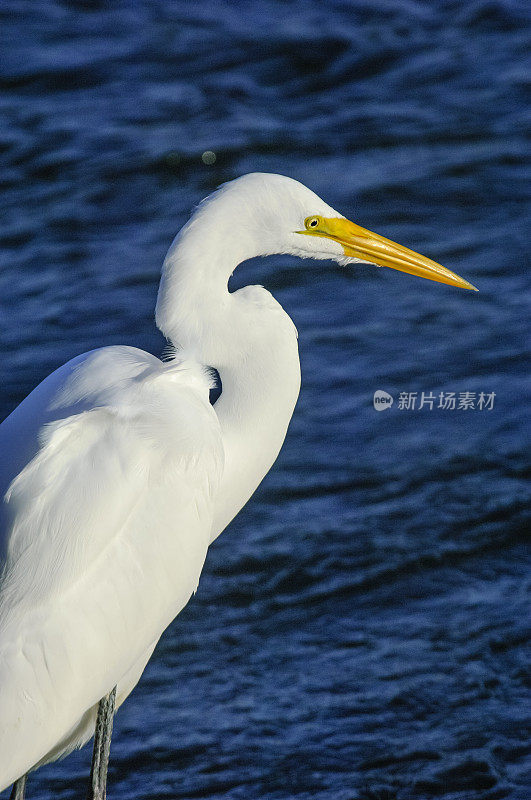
[0,347,223,785]
[0,173,475,790]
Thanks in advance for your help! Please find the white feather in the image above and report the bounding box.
[0,347,223,786]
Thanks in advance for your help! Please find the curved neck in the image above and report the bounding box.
[156,214,301,541]
[212,302,300,537]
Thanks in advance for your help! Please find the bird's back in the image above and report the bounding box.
[0,346,223,789]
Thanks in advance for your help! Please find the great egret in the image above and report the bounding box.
[0,173,476,797]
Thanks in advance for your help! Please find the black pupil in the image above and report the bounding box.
[311,219,317,226]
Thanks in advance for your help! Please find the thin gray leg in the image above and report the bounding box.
[10,775,27,800]
[87,686,117,800]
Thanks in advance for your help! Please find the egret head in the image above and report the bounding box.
[196,172,477,291]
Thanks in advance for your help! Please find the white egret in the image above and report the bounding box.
[0,173,476,797]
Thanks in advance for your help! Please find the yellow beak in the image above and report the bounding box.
[297,217,478,291]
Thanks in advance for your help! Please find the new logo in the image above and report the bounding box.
[373,390,394,411]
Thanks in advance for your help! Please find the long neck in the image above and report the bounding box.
[156,214,301,540]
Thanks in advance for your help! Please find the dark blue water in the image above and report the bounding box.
[1,1,530,798]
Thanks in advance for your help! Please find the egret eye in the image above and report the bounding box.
[305,216,321,230]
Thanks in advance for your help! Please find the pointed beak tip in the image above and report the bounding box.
[461,279,479,292]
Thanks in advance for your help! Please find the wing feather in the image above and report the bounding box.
[0,346,223,788]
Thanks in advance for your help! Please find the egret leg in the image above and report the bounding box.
[87,686,117,800]
[10,775,27,800]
